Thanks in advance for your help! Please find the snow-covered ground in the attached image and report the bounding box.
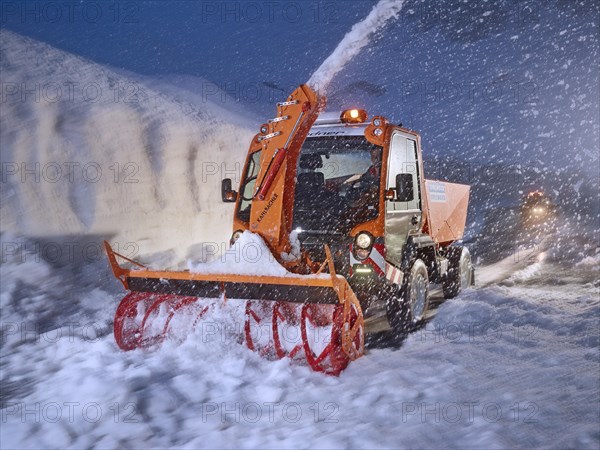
[1,27,599,450]
[2,228,598,449]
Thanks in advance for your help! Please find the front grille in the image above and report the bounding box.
[298,232,351,277]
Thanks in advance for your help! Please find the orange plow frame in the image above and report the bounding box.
[104,241,364,374]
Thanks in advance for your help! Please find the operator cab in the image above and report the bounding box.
[292,133,382,234]
[225,107,426,278]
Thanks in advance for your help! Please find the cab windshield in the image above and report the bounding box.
[293,136,382,233]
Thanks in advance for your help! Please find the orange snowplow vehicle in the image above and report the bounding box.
[105,84,473,375]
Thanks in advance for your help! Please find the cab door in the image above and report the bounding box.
[385,132,422,267]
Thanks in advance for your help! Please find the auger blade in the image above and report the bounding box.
[106,241,364,375]
[113,292,211,351]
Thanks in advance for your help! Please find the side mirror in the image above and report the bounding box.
[395,173,414,202]
[221,178,238,203]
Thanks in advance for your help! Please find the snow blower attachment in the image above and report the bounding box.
[105,85,363,375]
[105,241,364,375]
[106,84,472,375]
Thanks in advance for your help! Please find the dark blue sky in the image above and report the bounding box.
[1,1,373,86]
[2,0,598,177]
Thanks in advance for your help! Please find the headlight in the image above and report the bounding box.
[355,232,373,250]
[230,230,243,245]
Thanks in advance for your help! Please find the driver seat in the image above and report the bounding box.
[295,154,326,208]
[295,172,325,208]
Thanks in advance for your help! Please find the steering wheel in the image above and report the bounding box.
[240,175,258,201]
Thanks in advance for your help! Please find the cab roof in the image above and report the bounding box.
[309,111,369,137]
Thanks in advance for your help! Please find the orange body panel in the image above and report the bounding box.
[244,85,325,256]
[423,180,470,245]
[105,241,356,303]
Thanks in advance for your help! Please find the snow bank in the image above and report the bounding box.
[507,261,543,282]
[0,30,255,258]
[575,253,600,269]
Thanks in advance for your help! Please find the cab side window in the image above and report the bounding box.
[386,134,420,211]
[237,150,262,221]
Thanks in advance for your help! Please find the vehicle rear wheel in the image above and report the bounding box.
[442,247,472,299]
[386,259,430,334]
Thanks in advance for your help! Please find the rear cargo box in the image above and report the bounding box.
[424,180,470,245]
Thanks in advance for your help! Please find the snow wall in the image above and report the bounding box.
[0,30,255,260]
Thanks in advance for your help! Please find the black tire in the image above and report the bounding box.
[386,259,430,334]
[442,247,472,299]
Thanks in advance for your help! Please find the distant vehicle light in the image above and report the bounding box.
[341,109,368,124]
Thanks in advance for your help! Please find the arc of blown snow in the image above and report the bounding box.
[307,0,405,94]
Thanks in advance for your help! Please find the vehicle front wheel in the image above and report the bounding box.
[386,259,430,335]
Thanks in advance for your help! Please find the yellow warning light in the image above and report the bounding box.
[340,109,368,124]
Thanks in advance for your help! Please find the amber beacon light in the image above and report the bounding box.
[340,109,368,124]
